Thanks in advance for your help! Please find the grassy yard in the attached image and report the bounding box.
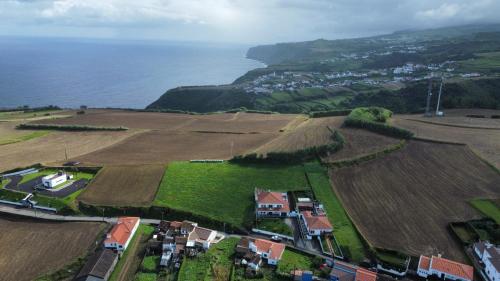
[470,199,500,224]
[154,162,309,228]
[0,131,50,146]
[305,162,366,262]
[0,110,62,121]
[109,224,155,281]
[134,273,157,281]
[276,249,315,274]
[141,255,160,272]
[19,169,94,185]
[178,237,239,281]
[255,219,293,236]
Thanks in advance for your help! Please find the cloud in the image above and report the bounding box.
[0,0,499,43]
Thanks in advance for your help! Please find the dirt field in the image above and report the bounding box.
[79,165,165,206]
[71,130,278,165]
[255,117,337,153]
[393,111,500,168]
[0,129,137,172]
[33,109,299,133]
[0,215,106,281]
[330,140,500,262]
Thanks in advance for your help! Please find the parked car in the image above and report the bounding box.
[271,235,282,242]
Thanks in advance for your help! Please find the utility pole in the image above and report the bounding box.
[435,77,444,116]
[424,78,433,117]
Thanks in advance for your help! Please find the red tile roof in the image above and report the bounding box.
[257,190,288,205]
[356,268,377,281]
[254,238,286,260]
[105,217,139,246]
[430,256,474,281]
[302,211,333,230]
[418,255,431,271]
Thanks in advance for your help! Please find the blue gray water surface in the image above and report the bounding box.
[0,37,262,109]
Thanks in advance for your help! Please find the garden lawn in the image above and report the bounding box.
[470,199,500,224]
[178,237,238,281]
[255,219,293,236]
[154,162,309,228]
[141,255,160,272]
[277,249,315,274]
[305,163,366,262]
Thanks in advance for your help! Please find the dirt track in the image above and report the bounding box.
[330,140,500,262]
[0,215,105,281]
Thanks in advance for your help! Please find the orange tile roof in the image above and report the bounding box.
[418,255,431,271]
[430,256,474,281]
[257,190,288,205]
[356,268,377,281]
[254,238,286,260]
[302,211,333,230]
[105,217,139,246]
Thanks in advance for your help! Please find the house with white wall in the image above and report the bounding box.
[474,241,499,281]
[186,226,217,249]
[299,210,333,239]
[104,217,140,251]
[42,171,71,188]
[255,189,290,218]
[417,255,474,281]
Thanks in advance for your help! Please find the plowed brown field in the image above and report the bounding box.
[78,165,165,206]
[330,140,500,262]
[0,215,105,281]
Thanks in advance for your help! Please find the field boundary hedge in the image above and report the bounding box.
[77,202,248,234]
[325,140,406,168]
[309,109,352,118]
[230,127,345,164]
[17,123,128,131]
[343,107,414,139]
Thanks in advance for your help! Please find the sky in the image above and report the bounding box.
[0,0,499,44]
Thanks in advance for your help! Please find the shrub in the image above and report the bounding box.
[309,109,352,118]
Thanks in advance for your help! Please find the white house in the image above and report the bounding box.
[474,241,500,281]
[299,211,333,239]
[255,189,290,217]
[248,238,285,265]
[186,226,217,249]
[42,172,70,188]
[104,217,140,251]
[417,255,474,281]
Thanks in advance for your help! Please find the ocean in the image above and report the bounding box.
[0,37,263,109]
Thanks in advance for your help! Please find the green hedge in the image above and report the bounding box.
[230,128,345,164]
[343,107,414,139]
[17,124,128,131]
[309,109,352,118]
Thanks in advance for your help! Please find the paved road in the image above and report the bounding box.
[0,204,160,225]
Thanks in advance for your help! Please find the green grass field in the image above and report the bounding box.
[0,110,61,121]
[255,219,293,236]
[0,131,50,145]
[154,162,309,228]
[276,249,315,274]
[458,52,500,73]
[141,255,160,272]
[470,199,500,224]
[178,237,238,281]
[305,163,366,262]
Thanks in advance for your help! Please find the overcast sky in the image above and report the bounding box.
[0,0,499,44]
